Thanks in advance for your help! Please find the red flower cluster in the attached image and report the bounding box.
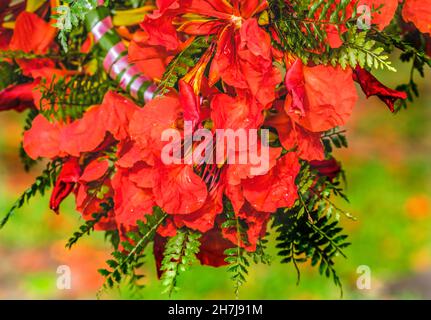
[3,0,430,270]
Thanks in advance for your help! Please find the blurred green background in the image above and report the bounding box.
[0,61,430,300]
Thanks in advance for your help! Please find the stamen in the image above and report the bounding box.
[231,15,243,28]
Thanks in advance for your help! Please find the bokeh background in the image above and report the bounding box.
[0,59,430,300]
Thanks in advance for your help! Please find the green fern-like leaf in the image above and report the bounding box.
[224,245,250,298]
[322,128,348,154]
[0,160,62,229]
[66,199,113,249]
[221,200,253,298]
[273,163,351,296]
[39,73,114,121]
[98,207,168,295]
[157,36,212,95]
[53,0,100,51]
[269,1,396,71]
[269,0,356,59]
[160,230,201,296]
[331,28,396,71]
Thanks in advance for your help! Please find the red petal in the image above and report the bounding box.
[129,162,154,189]
[60,91,139,157]
[186,0,233,19]
[9,12,56,54]
[197,228,232,267]
[353,67,407,112]
[60,106,107,157]
[359,0,398,30]
[156,0,180,13]
[211,27,248,88]
[242,152,300,212]
[238,0,264,19]
[179,80,200,128]
[286,61,358,132]
[173,183,224,232]
[98,91,141,141]
[50,158,81,213]
[129,30,174,80]
[129,94,182,162]
[141,15,180,51]
[79,159,110,182]
[239,19,272,60]
[0,81,37,112]
[284,59,306,116]
[117,140,151,168]
[402,0,431,34]
[211,92,264,130]
[23,114,62,159]
[112,169,155,227]
[153,162,208,214]
[226,144,282,185]
[265,100,325,161]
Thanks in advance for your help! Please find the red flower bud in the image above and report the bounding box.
[310,158,341,181]
[49,158,81,214]
[353,67,407,112]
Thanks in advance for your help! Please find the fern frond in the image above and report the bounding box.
[98,207,168,295]
[157,36,212,95]
[273,164,351,296]
[53,0,99,51]
[160,230,201,296]
[1,160,62,229]
[66,199,113,249]
[39,74,113,121]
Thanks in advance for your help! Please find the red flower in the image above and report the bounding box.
[285,59,358,133]
[353,66,407,112]
[265,99,325,161]
[50,158,81,214]
[128,30,177,81]
[152,161,208,215]
[310,158,342,181]
[241,152,300,213]
[359,0,398,31]
[143,0,281,107]
[23,113,63,159]
[111,167,155,227]
[263,59,357,162]
[197,227,232,266]
[75,158,116,231]
[0,12,66,112]
[8,12,59,80]
[127,85,210,216]
[209,18,282,107]
[402,0,431,34]
[9,12,56,55]
[0,81,39,112]
[211,90,264,131]
[23,91,140,159]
